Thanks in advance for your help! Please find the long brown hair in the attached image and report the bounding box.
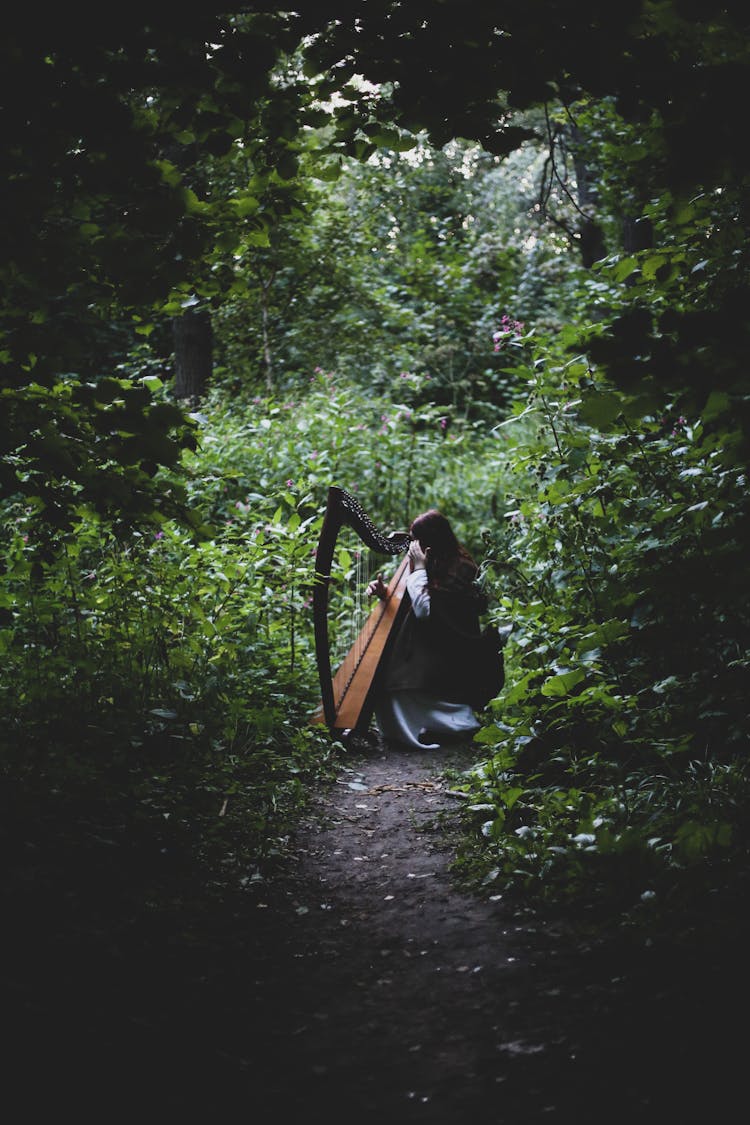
[410,509,477,589]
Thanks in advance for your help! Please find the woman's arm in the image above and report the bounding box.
[406,539,431,616]
[406,568,430,618]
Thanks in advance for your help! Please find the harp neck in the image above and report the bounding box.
[316,486,411,568]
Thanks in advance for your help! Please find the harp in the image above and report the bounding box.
[312,486,411,734]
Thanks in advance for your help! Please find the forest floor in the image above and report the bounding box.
[3,732,749,1123]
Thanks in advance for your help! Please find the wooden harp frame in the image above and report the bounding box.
[312,486,411,733]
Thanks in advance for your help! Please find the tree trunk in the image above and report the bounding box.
[258,268,276,393]
[577,215,607,270]
[622,216,654,253]
[172,307,213,402]
[569,126,607,268]
[261,292,273,393]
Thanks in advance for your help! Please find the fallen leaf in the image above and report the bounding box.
[497,1041,546,1056]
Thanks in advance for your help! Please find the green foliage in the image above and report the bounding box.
[212,138,582,412]
[452,339,750,916]
[0,499,330,873]
[0,11,327,526]
[1,373,201,532]
[0,367,509,882]
[6,286,749,920]
[3,2,750,928]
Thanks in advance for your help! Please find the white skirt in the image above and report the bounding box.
[374,689,480,750]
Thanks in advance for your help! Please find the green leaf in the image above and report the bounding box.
[578,391,622,428]
[541,669,586,697]
[501,787,524,810]
[612,256,639,282]
[473,723,506,745]
[701,390,731,422]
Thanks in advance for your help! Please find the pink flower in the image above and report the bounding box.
[286,479,294,487]
[493,315,525,349]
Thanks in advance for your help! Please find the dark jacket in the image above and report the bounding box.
[382,562,487,703]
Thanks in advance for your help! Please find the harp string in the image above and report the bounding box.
[355,548,364,668]
[328,534,377,672]
[312,485,411,730]
[330,546,399,713]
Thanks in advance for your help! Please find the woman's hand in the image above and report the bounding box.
[408,540,428,571]
[366,573,388,600]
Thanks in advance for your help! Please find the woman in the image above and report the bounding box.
[367,508,486,750]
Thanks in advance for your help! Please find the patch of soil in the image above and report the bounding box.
[4,735,748,1123]
[240,737,748,1123]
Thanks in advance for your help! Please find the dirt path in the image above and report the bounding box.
[5,735,746,1122]
[212,737,745,1123]
[262,741,535,1119]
